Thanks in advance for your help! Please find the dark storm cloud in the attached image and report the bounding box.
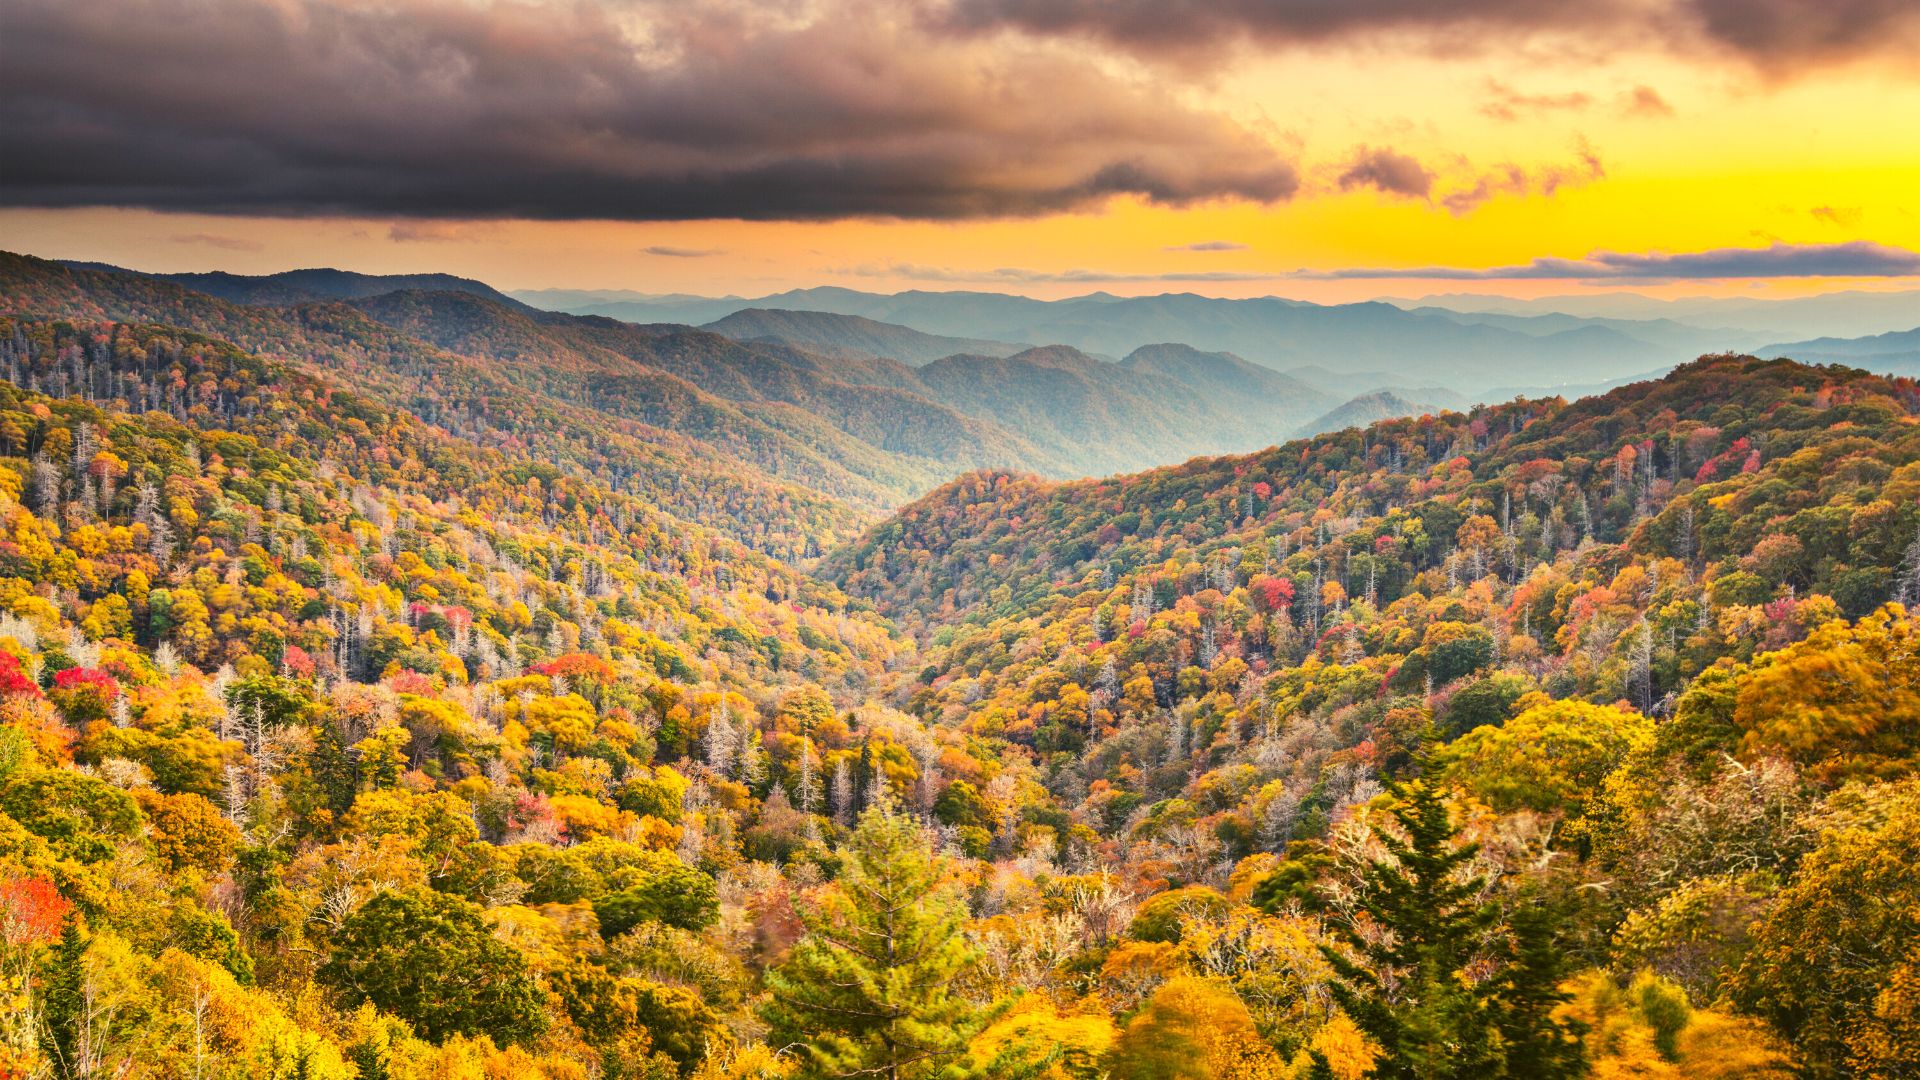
[939,0,1920,67]
[1687,0,1920,66]
[0,0,1297,222]
[1297,242,1920,280]
[940,0,1601,59]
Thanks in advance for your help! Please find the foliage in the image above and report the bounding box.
[317,888,549,1045]
[0,256,1917,1075]
[762,804,988,1078]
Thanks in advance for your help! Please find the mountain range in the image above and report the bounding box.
[8,256,1359,528]
[1758,325,1920,372]
[1389,286,1920,340]
[5,249,1920,1078]
[516,285,1712,394]
[42,260,1920,491]
[701,308,1028,365]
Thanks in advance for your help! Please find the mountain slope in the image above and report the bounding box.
[4,266,1919,1080]
[345,288,1061,486]
[5,254,1408,504]
[1293,389,1450,438]
[1760,325,1920,373]
[828,353,1920,640]
[64,260,526,308]
[523,285,1680,392]
[913,343,1337,477]
[702,307,1027,365]
[0,251,887,551]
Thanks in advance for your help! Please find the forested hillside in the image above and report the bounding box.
[1,251,1918,1080]
[17,257,1362,488]
[827,353,1920,1077]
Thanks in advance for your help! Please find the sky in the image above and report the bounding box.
[4,0,1920,302]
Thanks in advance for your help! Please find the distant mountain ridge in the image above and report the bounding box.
[1395,287,1920,341]
[61,260,526,309]
[1759,325,1920,373]
[8,254,1349,502]
[516,284,1690,393]
[1295,390,1453,439]
[702,307,1027,365]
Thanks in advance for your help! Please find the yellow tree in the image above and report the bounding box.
[1732,605,1920,785]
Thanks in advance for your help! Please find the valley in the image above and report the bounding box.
[1,251,1918,1079]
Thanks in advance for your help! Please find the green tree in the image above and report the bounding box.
[592,862,719,936]
[1322,777,1587,1079]
[38,919,87,1080]
[0,768,142,863]
[317,887,547,1045]
[1488,899,1586,1079]
[762,803,990,1079]
[1319,777,1501,1080]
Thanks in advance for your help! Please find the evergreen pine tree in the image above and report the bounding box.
[1489,898,1588,1079]
[38,919,86,1080]
[1319,776,1501,1080]
[762,801,989,1079]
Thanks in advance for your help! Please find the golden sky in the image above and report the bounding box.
[5,0,1919,301]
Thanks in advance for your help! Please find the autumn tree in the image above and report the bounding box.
[1730,605,1920,785]
[1729,779,1920,1075]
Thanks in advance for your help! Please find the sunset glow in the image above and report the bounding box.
[6,0,1919,300]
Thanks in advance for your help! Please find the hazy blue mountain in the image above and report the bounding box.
[703,308,1027,365]
[911,343,1337,475]
[1409,306,1766,355]
[1294,390,1453,439]
[522,285,1678,392]
[1397,288,1920,341]
[1758,325,1920,374]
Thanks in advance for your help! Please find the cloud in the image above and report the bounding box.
[0,0,1297,222]
[1338,146,1435,199]
[1439,141,1605,214]
[1296,241,1920,281]
[1686,0,1920,67]
[1327,141,1603,214]
[841,262,1281,283]
[168,233,264,252]
[938,0,1920,69]
[1480,81,1593,122]
[1810,205,1864,227]
[645,246,725,258]
[1621,85,1675,117]
[1164,241,1249,252]
[386,221,500,243]
[938,0,1619,62]
[839,243,1920,286]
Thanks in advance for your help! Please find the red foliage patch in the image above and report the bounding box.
[0,875,72,947]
